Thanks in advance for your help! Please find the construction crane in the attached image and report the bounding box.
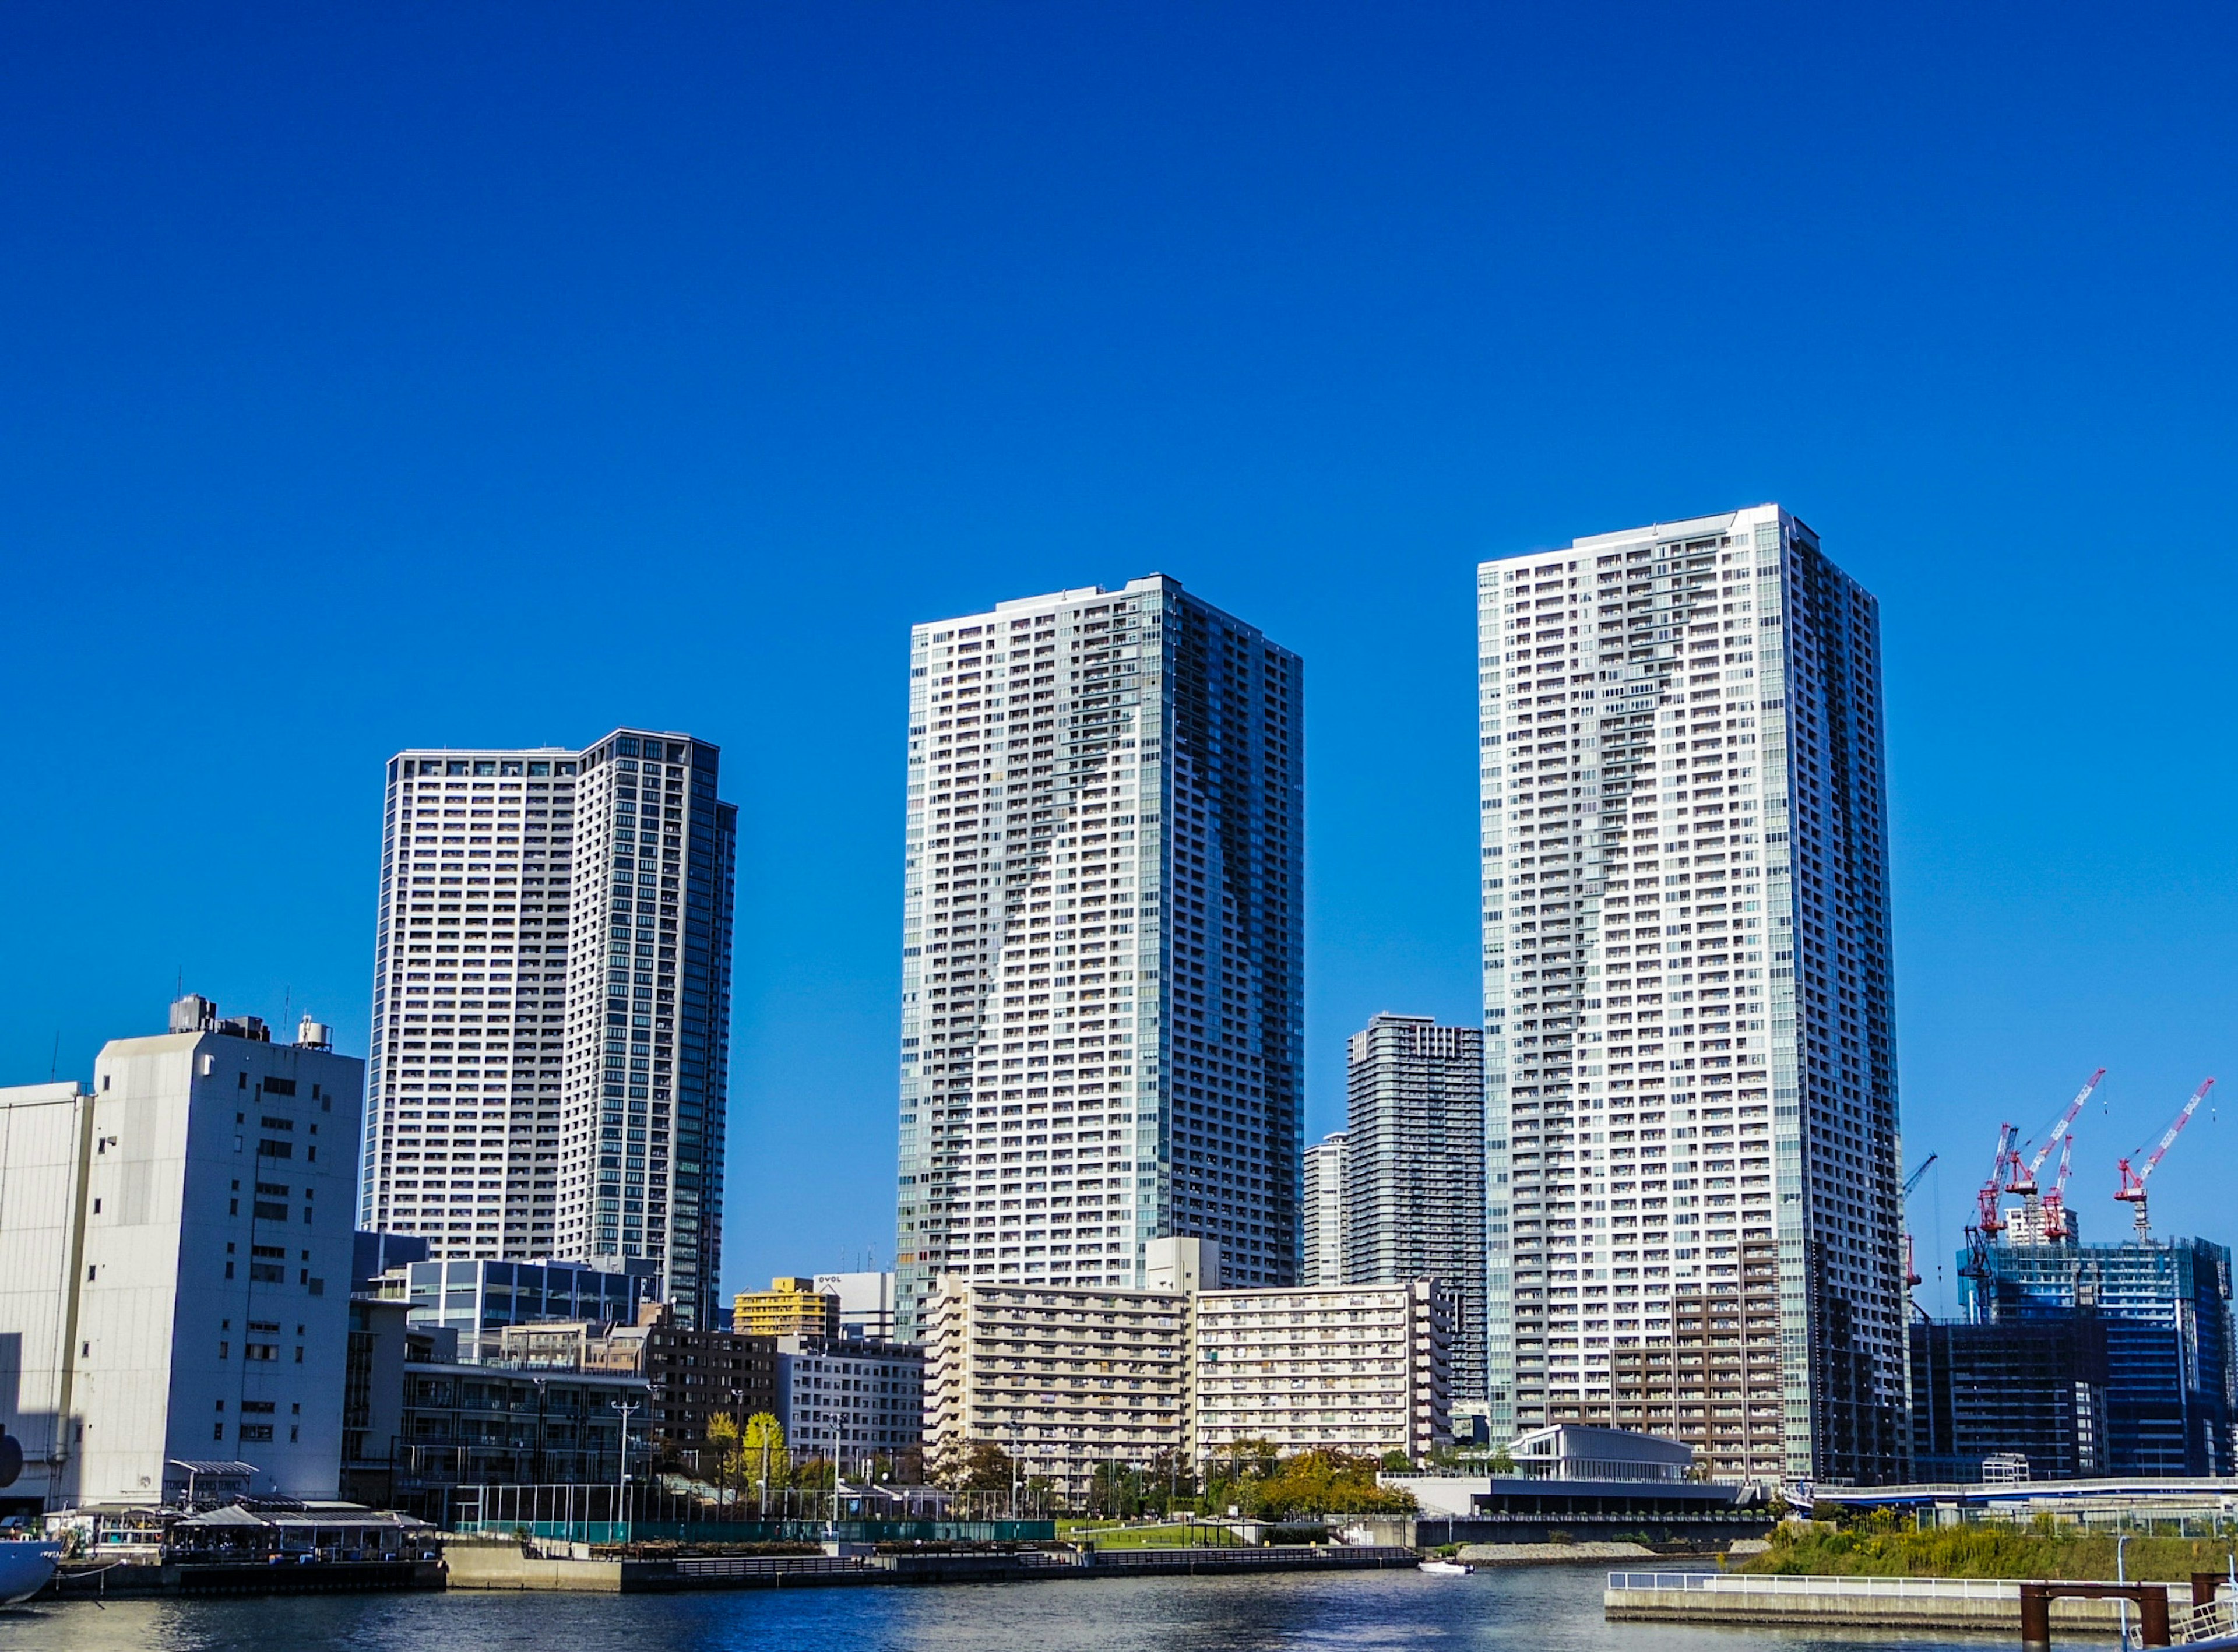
[2009,1068,2106,1202]
[1902,1151,1938,1295]
[2114,1078,2215,1240]
[2006,1069,2105,1243]
[2040,1135,2077,1242]
[1961,1123,2021,1279]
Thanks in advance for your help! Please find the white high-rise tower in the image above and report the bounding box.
[1479,505,1903,1485]
[892,576,1304,1343]
[361,730,737,1328]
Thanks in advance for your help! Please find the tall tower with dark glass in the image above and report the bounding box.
[364,729,737,1330]
[892,576,1304,1343]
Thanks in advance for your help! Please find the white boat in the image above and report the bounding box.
[1419,1558,1474,1576]
[0,1539,59,1605]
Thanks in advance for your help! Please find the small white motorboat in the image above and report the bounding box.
[0,1538,59,1605]
[1419,1558,1474,1576]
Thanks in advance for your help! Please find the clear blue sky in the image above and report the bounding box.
[4,3,2233,1316]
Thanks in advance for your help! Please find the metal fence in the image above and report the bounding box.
[1607,1572,2024,1600]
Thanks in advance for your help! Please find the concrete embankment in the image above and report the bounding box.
[444,1536,1423,1594]
[1459,1542,1660,1567]
[1606,1570,2152,1634]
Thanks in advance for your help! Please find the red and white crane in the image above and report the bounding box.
[2114,1078,2215,1240]
[1960,1123,2021,1278]
[2040,1135,2078,1242]
[2010,1068,2105,1241]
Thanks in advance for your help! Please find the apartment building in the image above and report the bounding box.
[1193,1280,1451,1463]
[925,1238,1449,1498]
[734,1277,840,1339]
[923,1270,1191,1502]
[0,998,362,1507]
[893,576,1305,1340]
[776,1335,926,1464]
[1479,505,1903,1484]
[361,731,738,1327]
[1343,1015,1485,1400]
[1300,1132,1347,1287]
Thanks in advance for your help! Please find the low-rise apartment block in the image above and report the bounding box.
[925,1238,1449,1499]
[1194,1279,1451,1463]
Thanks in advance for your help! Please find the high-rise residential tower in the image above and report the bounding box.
[892,576,1304,1343]
[1344,1014,1487,1401]
[1300,1130,1348,1287]
[1478,506,1902,1485]
[361,731,737,1328]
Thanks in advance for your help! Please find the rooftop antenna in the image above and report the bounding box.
[48,1031,59,1083]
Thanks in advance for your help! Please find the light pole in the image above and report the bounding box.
[611,1394,643,1540]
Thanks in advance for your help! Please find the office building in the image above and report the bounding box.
[1962,1237,2234,1477]
[0,998,363,1506]
[734,1277,841,1339]
[1301,1132,1347,1287]
[375,1323,651,1520]
[1479,506,1904,1484]
[361,731,738,1328]
[816,1270,900,1341]
[892,576,1304,1341]
[776,1336,926,1464]
[1343,1015,1485,1400]
[1910,1315,2109,1482]
[372,1255,657,1343]
[1192,1280,1451,1463]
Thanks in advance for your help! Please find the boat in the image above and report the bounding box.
[0,1538,60,1605]
[1419,1558,1474,1576]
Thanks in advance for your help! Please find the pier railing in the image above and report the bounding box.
[1607,1571,2022,1600]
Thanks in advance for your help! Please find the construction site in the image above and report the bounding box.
[1906,1072,2235,1485]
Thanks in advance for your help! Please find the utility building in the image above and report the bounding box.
[0,998,363,1508]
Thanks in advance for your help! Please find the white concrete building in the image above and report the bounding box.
[923,1268,1191,1502]
[1300,1132,1347,1287]
[361,731,738,1327]
[775,1335,924,1465]
[1344,1015,1484,1401]
[925,1238,1450,1498]
[1479,505,1902,1484]
[0,999,363,1507]
[1192,1280,1451,1464]
[892,577,1305,1341]
[814,1270,899,1342]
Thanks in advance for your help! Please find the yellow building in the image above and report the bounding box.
[734,1276,840,1338]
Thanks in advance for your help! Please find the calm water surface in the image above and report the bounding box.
[4,1564,2057,1651]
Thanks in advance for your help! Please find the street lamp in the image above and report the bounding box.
[611,1394,645,1539]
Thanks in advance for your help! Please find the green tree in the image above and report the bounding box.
[930,1439,1016,1492]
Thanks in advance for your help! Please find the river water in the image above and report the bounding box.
[9,1563,2034,1651]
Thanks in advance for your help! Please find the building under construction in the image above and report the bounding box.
[1955,1237,2235,1478]
[1910,1312,2109,1482]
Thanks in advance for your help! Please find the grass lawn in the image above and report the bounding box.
[1739,1520,2238,1582]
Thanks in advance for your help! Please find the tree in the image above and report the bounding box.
[930,1439,1017,1492]
[738,1412,789,1510]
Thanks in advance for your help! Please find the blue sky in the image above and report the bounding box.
[3,2,2233,1315]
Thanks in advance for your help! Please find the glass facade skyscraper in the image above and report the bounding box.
[892,576,1304,1343]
